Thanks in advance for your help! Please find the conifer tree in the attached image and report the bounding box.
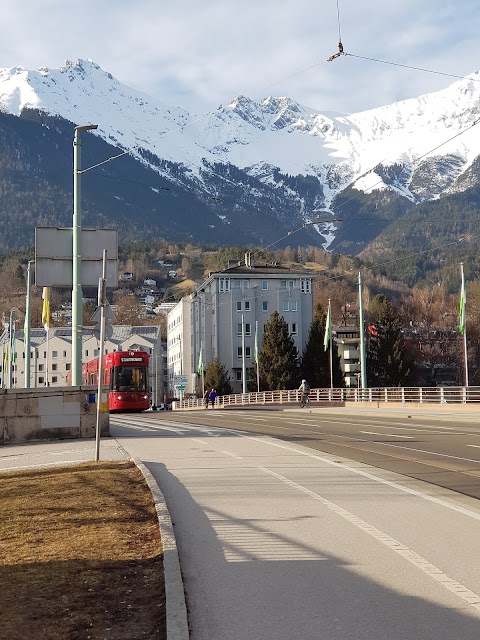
[258,311,298,390]
[367,294,412,387]
[301,304,344,388]
[204,357,233,396]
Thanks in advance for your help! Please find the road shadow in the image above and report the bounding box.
[146,461,480,640]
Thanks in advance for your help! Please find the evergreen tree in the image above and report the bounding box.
[367,294,413,387]
[204,357,233,396]
[258,311,298,390]
[301,304,344,388]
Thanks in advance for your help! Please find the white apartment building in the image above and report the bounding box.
[0,325,165,400]
[166,297,192,397]
[167,255,314,395]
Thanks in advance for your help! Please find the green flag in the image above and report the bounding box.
[459,268,466,335]
[323,302,331,351]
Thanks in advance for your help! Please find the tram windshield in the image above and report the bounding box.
[112,366,148,392]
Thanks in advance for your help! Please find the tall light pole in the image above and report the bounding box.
[24,260,34,388]
[72,124,98,385]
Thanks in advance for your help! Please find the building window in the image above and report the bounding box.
[301,279,311,293]
[43,351,46,358]
[237,346,252,359]
[242,280,249,289]
[280,280,286,290]
[94,349,99,357]
[291,301,298,312]
[52,376,58,383]
[236,301,242,312]
[63,351,67,357]
[262,301,268,312]
[52,364,58,371]
[219,278,230,292]
[283,301,289,312]
[85,350,89,358]
[236,371,242,381]
[237,323,242,335]
[245,323,251,336]
[291,323,298,335]
[261,280,268,290]
[39,364,44,372]
[39,376,44,384]
[244,301,250,311]
[65,363,71,371]
[52,351,58,358]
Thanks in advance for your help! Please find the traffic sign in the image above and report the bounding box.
[176,385,187,392]
[174,374,188,386]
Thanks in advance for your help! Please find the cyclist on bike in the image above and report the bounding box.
[299,379,310,404]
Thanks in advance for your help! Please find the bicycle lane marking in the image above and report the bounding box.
[260,466,480,613]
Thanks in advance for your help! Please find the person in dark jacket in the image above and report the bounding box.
[203,388,210,409]
[209,388,217,409]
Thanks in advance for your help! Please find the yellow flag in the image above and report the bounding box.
[42,287,50,331]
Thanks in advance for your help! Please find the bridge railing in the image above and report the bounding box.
[176,386,480,410]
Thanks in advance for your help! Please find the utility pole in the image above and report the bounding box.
[72,124,98,385]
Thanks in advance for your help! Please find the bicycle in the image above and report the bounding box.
[299,394,310,408]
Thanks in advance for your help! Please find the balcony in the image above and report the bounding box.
[343,362,360,373]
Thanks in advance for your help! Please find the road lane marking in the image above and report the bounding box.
[226,430,480,523]
[360,431,415,439]
[220,450,243,459]
[467,445,480,449]
[261,466,480,613]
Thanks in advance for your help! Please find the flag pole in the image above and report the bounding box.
[328,299,333,389]
[255,320,260,392]
[358,272,367,391]
[241,313,246,393]
[460,262,469,387]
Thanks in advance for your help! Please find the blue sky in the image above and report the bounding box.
[1,0,478,115]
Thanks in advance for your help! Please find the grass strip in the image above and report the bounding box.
[0,460,166,640]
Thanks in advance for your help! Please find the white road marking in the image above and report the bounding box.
[467,444,480,449]
[261,466,480,613]
[220,450,243,459]
[229,430,480,523]
[360,431,414,439]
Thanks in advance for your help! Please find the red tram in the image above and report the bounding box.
[82,350,151,412]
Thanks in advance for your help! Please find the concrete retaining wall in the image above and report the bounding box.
[0,386,109,445]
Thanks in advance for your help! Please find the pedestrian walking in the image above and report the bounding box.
[209,388,217,409]
[204,388,210,409]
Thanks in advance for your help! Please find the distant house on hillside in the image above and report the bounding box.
[120,272,134,281]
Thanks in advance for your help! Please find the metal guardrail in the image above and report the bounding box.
[176,386,480,410]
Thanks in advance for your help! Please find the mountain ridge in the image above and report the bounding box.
[1,59,480,275]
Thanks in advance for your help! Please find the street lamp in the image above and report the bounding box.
[24,260,35,388]
[72,124,98,385]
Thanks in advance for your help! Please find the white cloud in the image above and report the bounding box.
[0,0,479,115]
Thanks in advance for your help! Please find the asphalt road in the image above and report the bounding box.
[110,407,480,640]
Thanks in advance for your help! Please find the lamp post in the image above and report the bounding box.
[72,124,98,385]
[24,260,35,388]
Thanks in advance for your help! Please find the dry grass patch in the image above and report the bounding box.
[1,461,165,640]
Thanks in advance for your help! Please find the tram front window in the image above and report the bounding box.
[113,366,147,392]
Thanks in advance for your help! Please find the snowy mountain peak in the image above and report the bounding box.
[2,59,480,249]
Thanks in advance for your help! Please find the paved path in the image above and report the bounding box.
[0,438,128,472]
[111,412,480,640]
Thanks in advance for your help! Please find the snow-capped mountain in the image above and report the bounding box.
[1,58,480,256]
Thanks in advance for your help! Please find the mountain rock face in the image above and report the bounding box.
[1,59,480,259]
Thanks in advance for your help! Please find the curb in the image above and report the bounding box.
[133,458,189,640]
